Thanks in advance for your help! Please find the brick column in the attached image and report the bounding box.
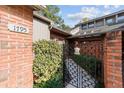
[0,6,33,87]
[104,31,123,88]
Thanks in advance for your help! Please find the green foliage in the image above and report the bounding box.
[73,54,104,88]
[39,5,71,31]
[73,54,101,77]
[33,73,63,88]
[95,82,104,88]
[60,24,71,32]
[33,40,63,88]
[43,5,63,25]
[82,17,89,23]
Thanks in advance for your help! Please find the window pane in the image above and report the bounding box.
[88,23,94,28]
[82,24,87,29]
[96,20,104,27]
[106,18,115,25]
[118,15,124,23]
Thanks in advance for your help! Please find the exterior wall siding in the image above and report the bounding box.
[33,17,50,42]
[0,5,33,87]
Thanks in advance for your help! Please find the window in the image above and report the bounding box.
[118,14,124,23]
[88,23,94,28]
[106,18,114,25]
[106,16,117,25]
[96,20,104,27]
[82,24,87,29]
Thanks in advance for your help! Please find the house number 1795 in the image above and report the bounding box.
[8,24,29,33]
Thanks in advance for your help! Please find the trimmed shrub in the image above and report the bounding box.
[33,40,63,88]
[73,54,104,87]
[73,54,101,78]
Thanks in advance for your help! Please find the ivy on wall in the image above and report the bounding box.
[33,40,63,88]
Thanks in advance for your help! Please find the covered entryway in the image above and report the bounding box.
[64,35,105,88]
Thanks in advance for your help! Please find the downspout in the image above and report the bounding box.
[49,22,54,40]
[49,24,53,30]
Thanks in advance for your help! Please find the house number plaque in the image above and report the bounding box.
[8,24,29,33]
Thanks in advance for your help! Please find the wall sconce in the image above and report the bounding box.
[74,41,80,55]
[83,41,86,44]
[74,47,80,55]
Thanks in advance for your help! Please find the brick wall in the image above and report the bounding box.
[79,40,103,60]
[104,31,123,88]
[71,37,104,60]
[0,6,33,87]
[69,31,124,88]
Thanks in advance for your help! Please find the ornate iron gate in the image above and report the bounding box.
[64,59,79,87]
[63,39,104,88]
[64,58,99,88]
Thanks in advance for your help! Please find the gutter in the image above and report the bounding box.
[68,26,124,39]
[33,11,53,24]
[49,25,72,36]
[30,5,46,11]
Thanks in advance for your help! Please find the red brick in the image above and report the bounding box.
[0,5,33,88]
[104,31,123,88]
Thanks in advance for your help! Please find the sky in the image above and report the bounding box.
[57,5,124,27]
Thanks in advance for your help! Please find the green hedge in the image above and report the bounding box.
[73,54,104,87]
[73,54,101,78]
[33,40,63,88]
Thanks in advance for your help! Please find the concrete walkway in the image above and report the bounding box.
[65,84,76,88]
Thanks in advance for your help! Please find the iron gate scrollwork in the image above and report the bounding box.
[64,58,99,88]
[63,40,104,88]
